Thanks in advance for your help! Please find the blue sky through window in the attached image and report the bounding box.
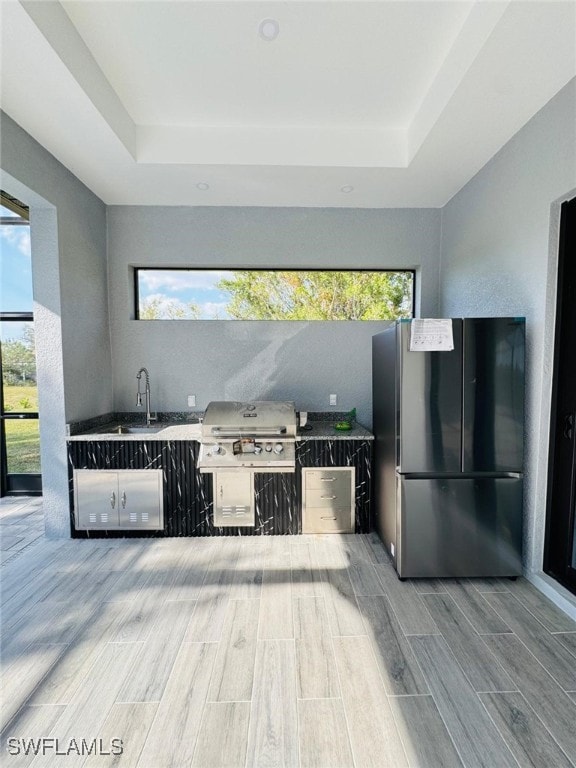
[138,269,235,319]
[1,204,33,339]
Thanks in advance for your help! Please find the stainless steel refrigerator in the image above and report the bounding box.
[372,317,524,578]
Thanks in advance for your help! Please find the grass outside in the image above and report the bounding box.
[3,385,41,473]
[3,384,38,412]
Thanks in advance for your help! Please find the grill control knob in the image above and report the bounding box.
[273,443,284,454]
[254,444,263,454]
[212,444,223,455]
[265,443,273,452]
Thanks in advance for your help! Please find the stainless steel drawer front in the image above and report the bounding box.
[302,467,355,534]
[303,506,354,534]
[305,487,350,509]
[305,470,351,490]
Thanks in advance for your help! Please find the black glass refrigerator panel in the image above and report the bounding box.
[399,476,523,578]
[373,318,525,578]
[462,317,525,473]
[398,319,463,473]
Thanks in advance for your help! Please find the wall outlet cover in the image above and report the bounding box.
[188,395,196,407]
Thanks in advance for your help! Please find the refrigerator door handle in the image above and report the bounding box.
[563,413,574,440]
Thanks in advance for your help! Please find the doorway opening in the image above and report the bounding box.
[544,196,576,594]
[0,192,42,496]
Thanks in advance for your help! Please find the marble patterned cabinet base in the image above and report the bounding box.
[68,439,372,537]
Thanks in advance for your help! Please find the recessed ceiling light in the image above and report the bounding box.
[196,183,209,191]
[259,19,279,42]
[340,185,354,194]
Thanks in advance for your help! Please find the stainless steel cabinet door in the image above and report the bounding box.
[399,320,463,473]
[118,470,163,529]
[462,318,525,472]
[75,469,163,531]
[75,470,120,530]
[213,471,255,527]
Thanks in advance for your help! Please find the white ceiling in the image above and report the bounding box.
[1,0,575,208]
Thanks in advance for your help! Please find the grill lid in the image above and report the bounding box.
[202,401,297,436]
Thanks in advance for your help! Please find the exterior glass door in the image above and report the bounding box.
[544,197,576,594]
[573,504,576,570]
[0,195,42,495]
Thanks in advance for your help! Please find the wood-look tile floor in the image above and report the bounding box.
[2,498,576,768]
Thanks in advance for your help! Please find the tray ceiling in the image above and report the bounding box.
[1,0,575,207]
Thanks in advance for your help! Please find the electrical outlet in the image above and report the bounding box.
[329,394,337,406]
[187,395,196,407]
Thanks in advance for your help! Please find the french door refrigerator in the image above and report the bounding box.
[372,317,524,578]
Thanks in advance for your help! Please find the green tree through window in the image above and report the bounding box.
[217,271,412,320]
[136,269,413,320]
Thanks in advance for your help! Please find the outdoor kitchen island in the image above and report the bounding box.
[66,410,373,538]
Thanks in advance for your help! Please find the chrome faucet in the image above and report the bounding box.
[136,367,156,426]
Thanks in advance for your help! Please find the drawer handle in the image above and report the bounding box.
[321,516,337,520]
[320,478,336,482]
[110,491,116,509]
[320,495,337,499]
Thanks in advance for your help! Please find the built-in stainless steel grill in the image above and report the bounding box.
[197,401,297,473]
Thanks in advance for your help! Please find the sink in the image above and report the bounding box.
[125,425,165,434]
[107,425,165,435]
[80,421,201,437]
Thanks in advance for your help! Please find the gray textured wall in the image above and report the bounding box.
[1,112,111,536]
[440,79,576,579]
[107,206,441,428]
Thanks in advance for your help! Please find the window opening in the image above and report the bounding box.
[1,192,41,495]
[135,269,415,321]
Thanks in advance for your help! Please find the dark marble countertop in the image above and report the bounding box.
[297,421,373,440]
[66,420,203,442]
[66,411,201,441]
[67,411,373,442]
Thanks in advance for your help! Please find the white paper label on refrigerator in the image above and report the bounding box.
[409,319,454,351]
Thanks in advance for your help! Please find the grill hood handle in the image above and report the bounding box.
[211,426,287,437]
